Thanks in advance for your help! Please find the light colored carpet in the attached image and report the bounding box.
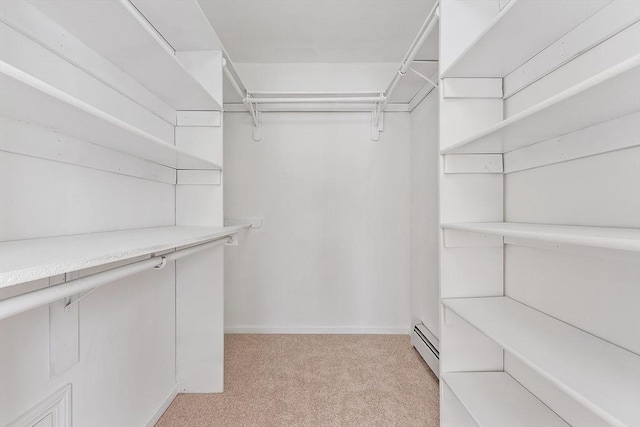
[157,334,439,427]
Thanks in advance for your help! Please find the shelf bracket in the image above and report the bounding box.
[64,288,98,312]
[409,67,438,89]
[225,218,263,229]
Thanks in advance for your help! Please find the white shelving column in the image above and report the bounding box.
[0,0,235,423]
[174,52,226,393]
[438,3,505,425]
[439,1,640,426]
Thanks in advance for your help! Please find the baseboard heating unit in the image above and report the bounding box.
[410,323,439,378]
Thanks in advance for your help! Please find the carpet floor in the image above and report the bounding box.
[156,334,439,427]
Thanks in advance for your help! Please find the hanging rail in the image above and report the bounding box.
[249,95,385,104]
[223,58,259,127]
[377,1,440,123]
[0,234,236,321]
[250,91,382,96]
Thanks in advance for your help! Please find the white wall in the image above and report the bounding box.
[223,111,412,333]
[409,90,440,338]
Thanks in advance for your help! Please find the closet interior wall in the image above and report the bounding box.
[409,89,440,340]
[223,110,413,333]
[222,17,440,335]
[222,51,442,333]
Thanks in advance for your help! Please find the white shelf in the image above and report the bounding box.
[0,225,249,288]
[441,0,610,78]
[30,0,221,111]
[442,55,640,154]
[441,222,640,252]
[442,297,640,427]
[443,372,569,427]
[0,62,221,170]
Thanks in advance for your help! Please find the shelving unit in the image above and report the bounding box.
[442,55,640,154]
[442,297,640,427]
[439,2,639,426]
[29,0,222,110]
[0,225,248,288]
[0,0,233,399]
[440,0,610,78]
[442,372,569,427]
[0,61,221,170]
[441,222,640,252]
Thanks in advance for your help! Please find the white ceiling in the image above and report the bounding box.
[197,0,438,63]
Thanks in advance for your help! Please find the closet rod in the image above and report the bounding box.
[223,60,245,99]
[223,60,259,127]
[378,0,439,118]
[250,91,381,96]
[0,234,234,321]
[248,96,384,104]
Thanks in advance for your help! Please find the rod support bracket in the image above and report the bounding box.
[371,93,386,141]
[253,109,263,142]
[64,288,98,312]
[244,94,263,142]
[371,108,383,142]
[153,256,167,270]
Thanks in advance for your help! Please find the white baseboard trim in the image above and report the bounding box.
[224,326,411,334]
[146,384,178,427]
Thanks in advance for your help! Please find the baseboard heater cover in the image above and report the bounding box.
[411,323,439,378]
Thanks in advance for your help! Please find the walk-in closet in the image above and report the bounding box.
[0,0,638,426]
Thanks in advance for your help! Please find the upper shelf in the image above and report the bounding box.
[441,222,640,252]
[442,297,640,427]
[442,55,640,154]
[442,372,569,427]
[30,0,221,111]
[0,62,221,170]
[0,225,249,289]
[441,0,611,78]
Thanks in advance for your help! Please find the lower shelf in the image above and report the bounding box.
[442,372,569,427]
[442,297,640,427]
